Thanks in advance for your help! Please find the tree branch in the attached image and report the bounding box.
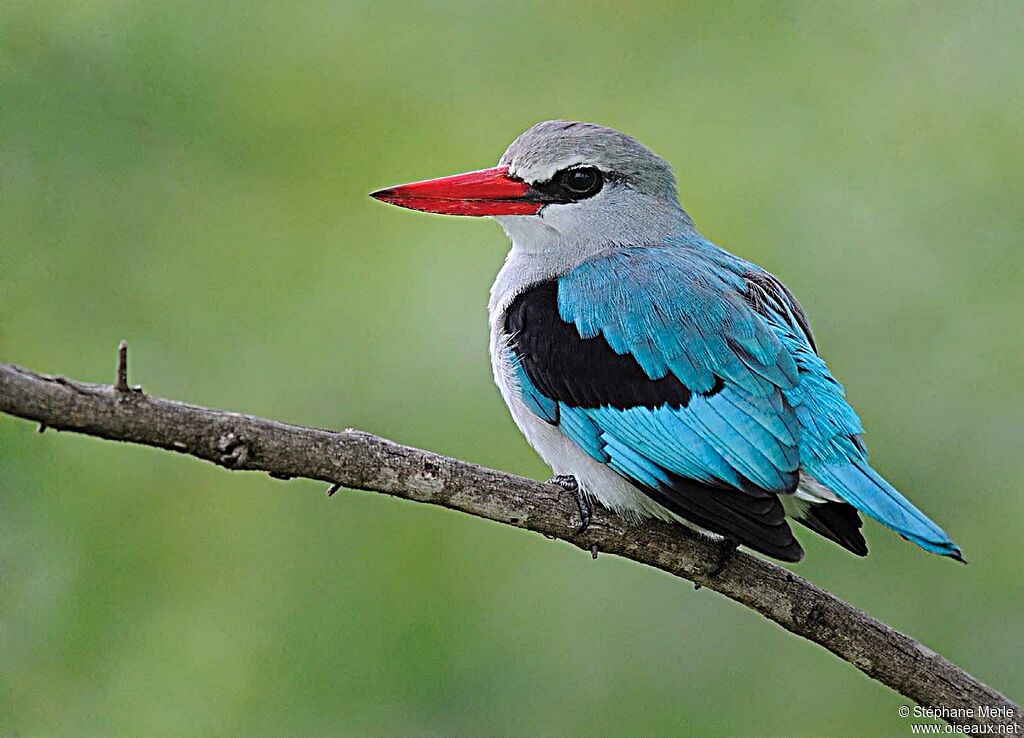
[0,352,1019,731]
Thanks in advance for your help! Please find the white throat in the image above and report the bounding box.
[489,195,693,310]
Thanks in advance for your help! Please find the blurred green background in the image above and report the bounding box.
[2,1,1022,736]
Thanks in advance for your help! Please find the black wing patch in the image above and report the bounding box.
[505,280,706,410]
[651,473,804,562]
[795,501,867,556]
[504,279,803,562]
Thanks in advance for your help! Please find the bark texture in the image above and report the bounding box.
[1,357,1019,731]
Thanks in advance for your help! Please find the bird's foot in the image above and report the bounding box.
[707,537,740,578]
[548,474,591,536]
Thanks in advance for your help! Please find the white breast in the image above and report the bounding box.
[487,259,674,523]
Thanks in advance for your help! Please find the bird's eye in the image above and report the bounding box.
[555,166,603,198]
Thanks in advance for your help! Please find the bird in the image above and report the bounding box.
[370,120,962,566]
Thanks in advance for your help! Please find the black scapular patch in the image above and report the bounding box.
[505,279,806,563]
[504,280,696,409]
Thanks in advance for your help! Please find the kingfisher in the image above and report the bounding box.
[371,120,961,565]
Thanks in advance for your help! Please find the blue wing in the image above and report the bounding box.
[746,271,961,558]
[506,246,804,560]
[506,241,961,561]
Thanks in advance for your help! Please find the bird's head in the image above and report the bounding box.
[371,120,693,252]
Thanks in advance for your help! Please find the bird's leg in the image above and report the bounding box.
[548,474,591,536]
[707,536,740,578]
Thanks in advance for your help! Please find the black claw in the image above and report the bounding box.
[548,474,592,536]
[707,537,740,578]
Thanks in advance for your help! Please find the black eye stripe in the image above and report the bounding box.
[531,165,605,203]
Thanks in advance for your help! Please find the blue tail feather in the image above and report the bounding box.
[810,460,962,559]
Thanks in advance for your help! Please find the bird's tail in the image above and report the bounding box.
[809,459,963,560]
